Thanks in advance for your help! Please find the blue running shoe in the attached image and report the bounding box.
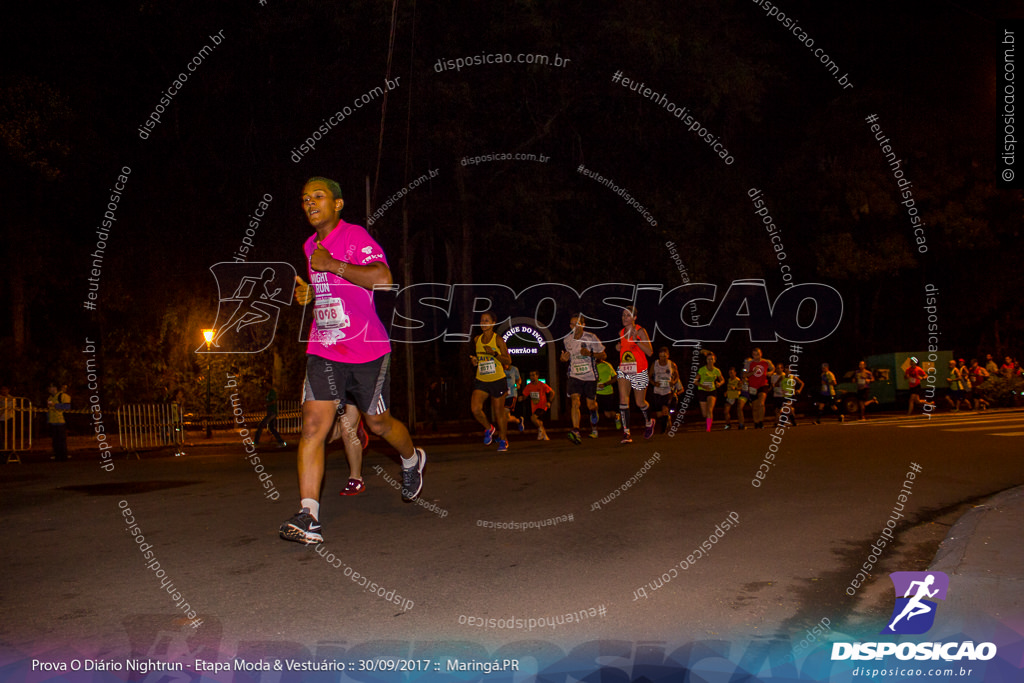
[401,448,426,501]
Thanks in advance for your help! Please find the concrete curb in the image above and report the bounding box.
[929,485,1024,622]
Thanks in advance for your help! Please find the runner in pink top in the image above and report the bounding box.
[303,221,391,363]
[279,177,426,546]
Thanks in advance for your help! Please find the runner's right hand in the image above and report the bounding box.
[294,276,314,305]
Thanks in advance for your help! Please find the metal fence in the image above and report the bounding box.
[117,403,186,458]
[276,400,301,434]
[193,400,302,434]
[2,396,33,464]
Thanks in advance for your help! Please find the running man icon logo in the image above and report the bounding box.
[197,262,296,354]
[881,571,949,635]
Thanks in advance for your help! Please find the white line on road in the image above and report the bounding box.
[898,418,1024,429]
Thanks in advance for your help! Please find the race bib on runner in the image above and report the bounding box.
[620,362,637,375]
[478,357,497,375]
[572,360,590,376]
[659,379,671,389]
[314,297,349,331]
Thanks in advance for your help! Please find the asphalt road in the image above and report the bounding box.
[2,409,1022,669]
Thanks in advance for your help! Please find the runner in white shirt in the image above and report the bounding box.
[560,314,606,444]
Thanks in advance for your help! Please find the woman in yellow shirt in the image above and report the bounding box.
[470,312,512,451]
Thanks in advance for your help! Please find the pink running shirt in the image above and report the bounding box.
[303,220,391,364]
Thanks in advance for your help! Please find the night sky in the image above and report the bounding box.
[2,0,1021,409]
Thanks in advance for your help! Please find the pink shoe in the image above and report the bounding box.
[339,478,366,496]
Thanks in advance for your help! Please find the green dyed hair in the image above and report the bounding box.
[305,176,342,200]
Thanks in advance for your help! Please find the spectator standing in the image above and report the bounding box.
[255,379,287,447]
[47,383,71,461]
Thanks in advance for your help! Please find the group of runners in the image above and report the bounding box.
[471,308,670,446]
[905,355,1018,415]
[277,175,1019,547]
[468,307,864,443]
[468,331,951,443]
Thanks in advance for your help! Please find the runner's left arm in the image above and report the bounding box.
[494,335,512,367]
[637,327,654,356]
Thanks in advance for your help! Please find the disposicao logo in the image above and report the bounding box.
[882,571,948,635]
[831,570,997,663]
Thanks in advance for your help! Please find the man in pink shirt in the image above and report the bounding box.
[280,177,426,545]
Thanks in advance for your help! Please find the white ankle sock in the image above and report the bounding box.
[301,498,320,520]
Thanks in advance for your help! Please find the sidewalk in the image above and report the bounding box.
[929,484,1024,625]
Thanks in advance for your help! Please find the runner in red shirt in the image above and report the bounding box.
[968,359,990,411]
[522,370,555,440]
[615,306,654,443]
[905,357,929,416]
[744,347,775,429]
